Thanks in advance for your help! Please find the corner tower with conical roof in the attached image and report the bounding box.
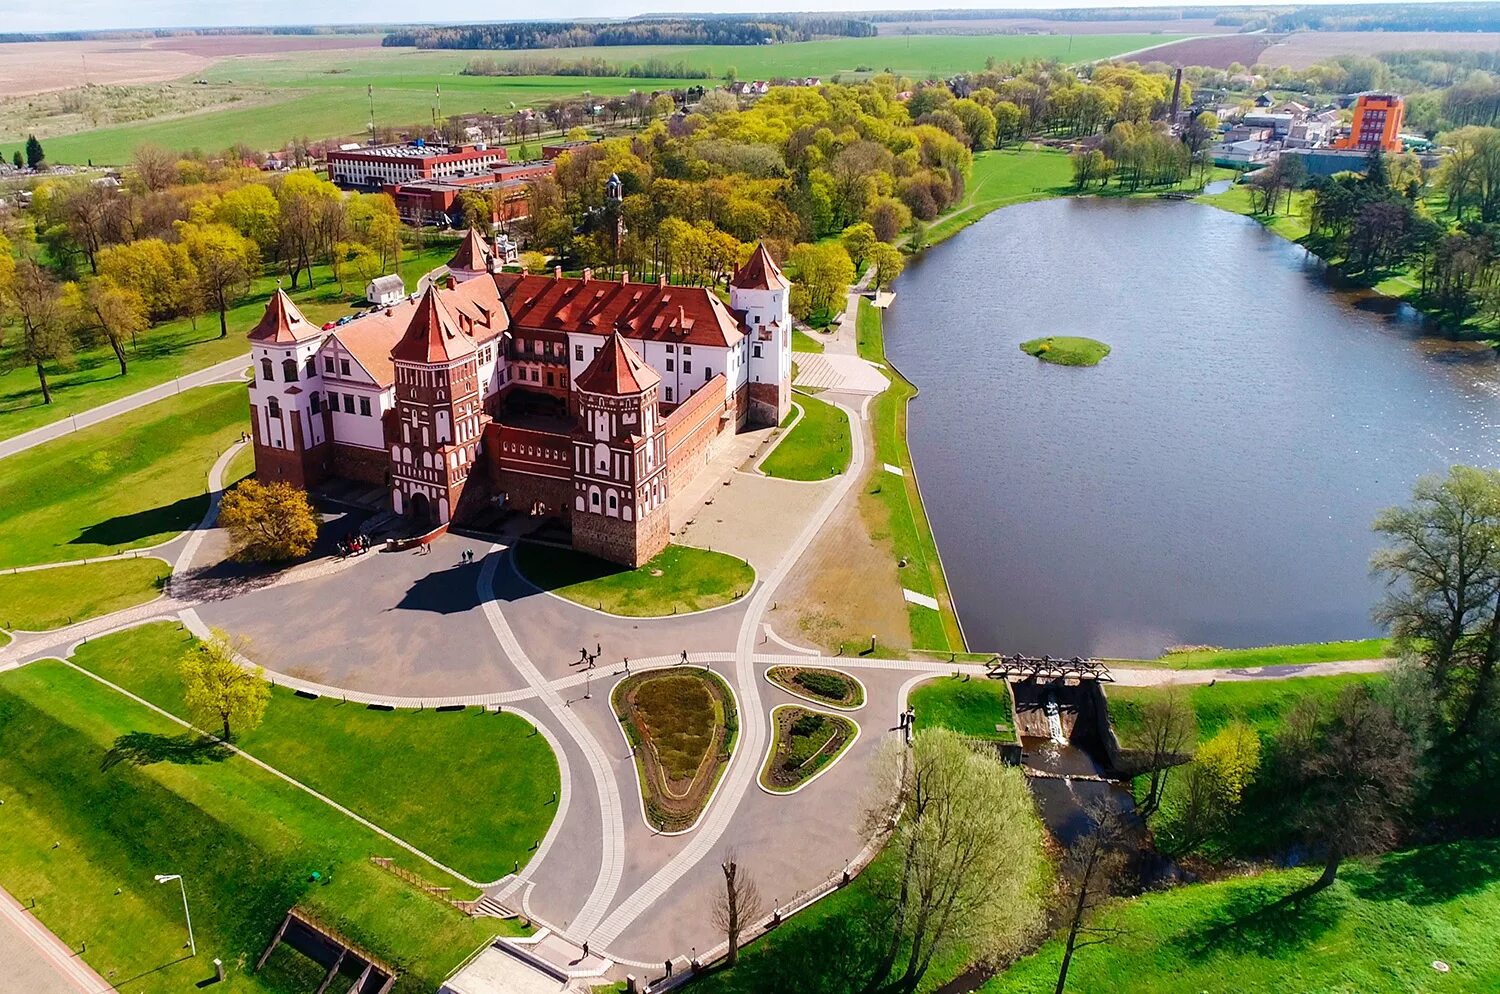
[247,288,333,487]
[389,284,484,528]
[731,243,793,426]
[570,332,670,567]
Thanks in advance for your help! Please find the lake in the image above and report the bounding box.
[884,197,1500,659]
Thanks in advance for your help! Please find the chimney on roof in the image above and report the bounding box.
[554,266,562,280]
[386,307,393,316]
[582,268,592,283]
[445,274,456,290]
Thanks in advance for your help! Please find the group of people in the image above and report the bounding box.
[335,532,372,559]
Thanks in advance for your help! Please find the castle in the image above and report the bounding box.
[246,230,793,566]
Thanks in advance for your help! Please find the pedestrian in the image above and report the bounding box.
[580,647,588,664]
[623,657,630,674]
[681,649,688,664]
[582,941,589,958]
[595,642,601,658]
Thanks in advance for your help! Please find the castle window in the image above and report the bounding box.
[282,358,298,382]
[666,359,674,372]
[340,359,351,376]
[260,358,273,381]
[753,344,762,358]
[705,366,712,380]
[608,494,617,510]
[683,346,692,355]
[665,387,673,402]
[683,361,692,375]
[267,397,280,416]
[324,356,335,373]
[311,392,323,414]
[359,396,372,417]
[575,344,584,361]
[343,393,355,414]
[591,491,600,507]
[666,344,675,353]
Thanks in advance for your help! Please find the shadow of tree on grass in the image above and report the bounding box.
[71,494,207,550]
[1346,839,1500,907]
[1171,878,1348,961]
[101,731,231,772]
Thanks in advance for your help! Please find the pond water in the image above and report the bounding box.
[885,197,1500,659]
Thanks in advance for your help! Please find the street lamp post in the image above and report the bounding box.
[154,874,195,956]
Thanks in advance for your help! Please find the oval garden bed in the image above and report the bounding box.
[612,669,738,832]
[759,705,859,794]
[766,665,865,710]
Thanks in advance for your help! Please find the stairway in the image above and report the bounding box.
[472,894,513,919]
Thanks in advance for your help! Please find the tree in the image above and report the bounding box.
[859,729,1048,994]
[1164,720,1261,853]
[180,632,270,740]
[458,189,493,232]
[179,222,258,338]
[1132,687,1196,819]
[73,277,147,376]
[2,259,74,404]
[1276,683,1416,889]
[217,479,319,562]
[710,850,765,967]
[10,150,20,170]
[1053,799,1130,994]
[130,144,178,192]
[1373,465,1500,753]
[840,221,878,271]
[868,242,904,293]
[788,241,854,324]
[24,134,44,170]
[865,197,912,243]
[216,182,282,256]
[1070,149,1108,191]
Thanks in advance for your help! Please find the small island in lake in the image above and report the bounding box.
[1020,336,1111,367]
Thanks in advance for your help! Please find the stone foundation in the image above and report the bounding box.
[573,508,669,568]
[748,379,790,429]
[251,404,329,489]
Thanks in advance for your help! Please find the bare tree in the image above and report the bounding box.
[710,850,766,967]
[1132,687,1196,820]
[1277,683,1417,889]
[1054,799,1131,994]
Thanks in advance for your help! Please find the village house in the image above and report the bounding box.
[245,233,794,566]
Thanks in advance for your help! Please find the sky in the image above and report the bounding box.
[0,0,1451,35]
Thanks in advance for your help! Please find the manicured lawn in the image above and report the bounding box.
[984,840,1500,994]
[761,392,852,481]
[857,299,961,652]
[70,622,559,883]
[909,675,1016,743]
[0,383,246,568]
[1122,637,1393,670]
[923,145,1074,247]
[0,656,520,994]
[1199,181,1314,243]
[225,441,257,486]
[39,37,1178,163]
[0,243,454,440]
[514,542,753,616]
[0,558,170,631]
[1019,335,1111,366]
[792,329,827,354]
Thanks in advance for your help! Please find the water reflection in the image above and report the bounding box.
[885,197,1500,658]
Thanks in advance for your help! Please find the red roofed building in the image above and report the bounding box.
[245,244,793,564]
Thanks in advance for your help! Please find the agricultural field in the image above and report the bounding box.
[1134,33,1277,69]
[1261,30,1500,69]
[16,33,1184,164]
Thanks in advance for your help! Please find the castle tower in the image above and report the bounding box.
[389,285,483,528]
[447,227,493,283]
[247,289,332,488]
[570,333,670,567]
[730,243,793,426]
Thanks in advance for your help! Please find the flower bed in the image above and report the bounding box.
[760,705,858,793]
[766,665,865,709]
[613,669,738,832]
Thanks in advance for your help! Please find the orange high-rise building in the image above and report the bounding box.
[1335,93,1405,153]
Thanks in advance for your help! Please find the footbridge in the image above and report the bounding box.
[983,654,1114,682]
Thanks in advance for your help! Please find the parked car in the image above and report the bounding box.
[322,321,337,330]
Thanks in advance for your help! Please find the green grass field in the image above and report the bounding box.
[1120,638,1393,670]
[37,36,1181,164]
[514,542,753,616]
[0,558,169,631]
[923,145,1074,247]
[0,652,520,994]
[0,383,246,568]
[0,242,455,441]
[792,329,828,354]
[761,392,852,481]
[225,442,257,487]
[71,622,559,882]
[909,675,1016,743]
[984,840,1500,994]
[857,299,962,652]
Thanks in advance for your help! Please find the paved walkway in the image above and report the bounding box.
[0,886,110,994]
[0,354,248,461]
[793,352,889,394]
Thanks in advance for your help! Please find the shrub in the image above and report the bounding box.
[795,670,849,700]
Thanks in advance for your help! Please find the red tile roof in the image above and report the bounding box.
[391,284,477,364]
[575,332,660,396]
[247,289,320,344]
[325,277,506,388]
[492,272,743,348]
[448,228,491,272]
[731,243,789,291]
